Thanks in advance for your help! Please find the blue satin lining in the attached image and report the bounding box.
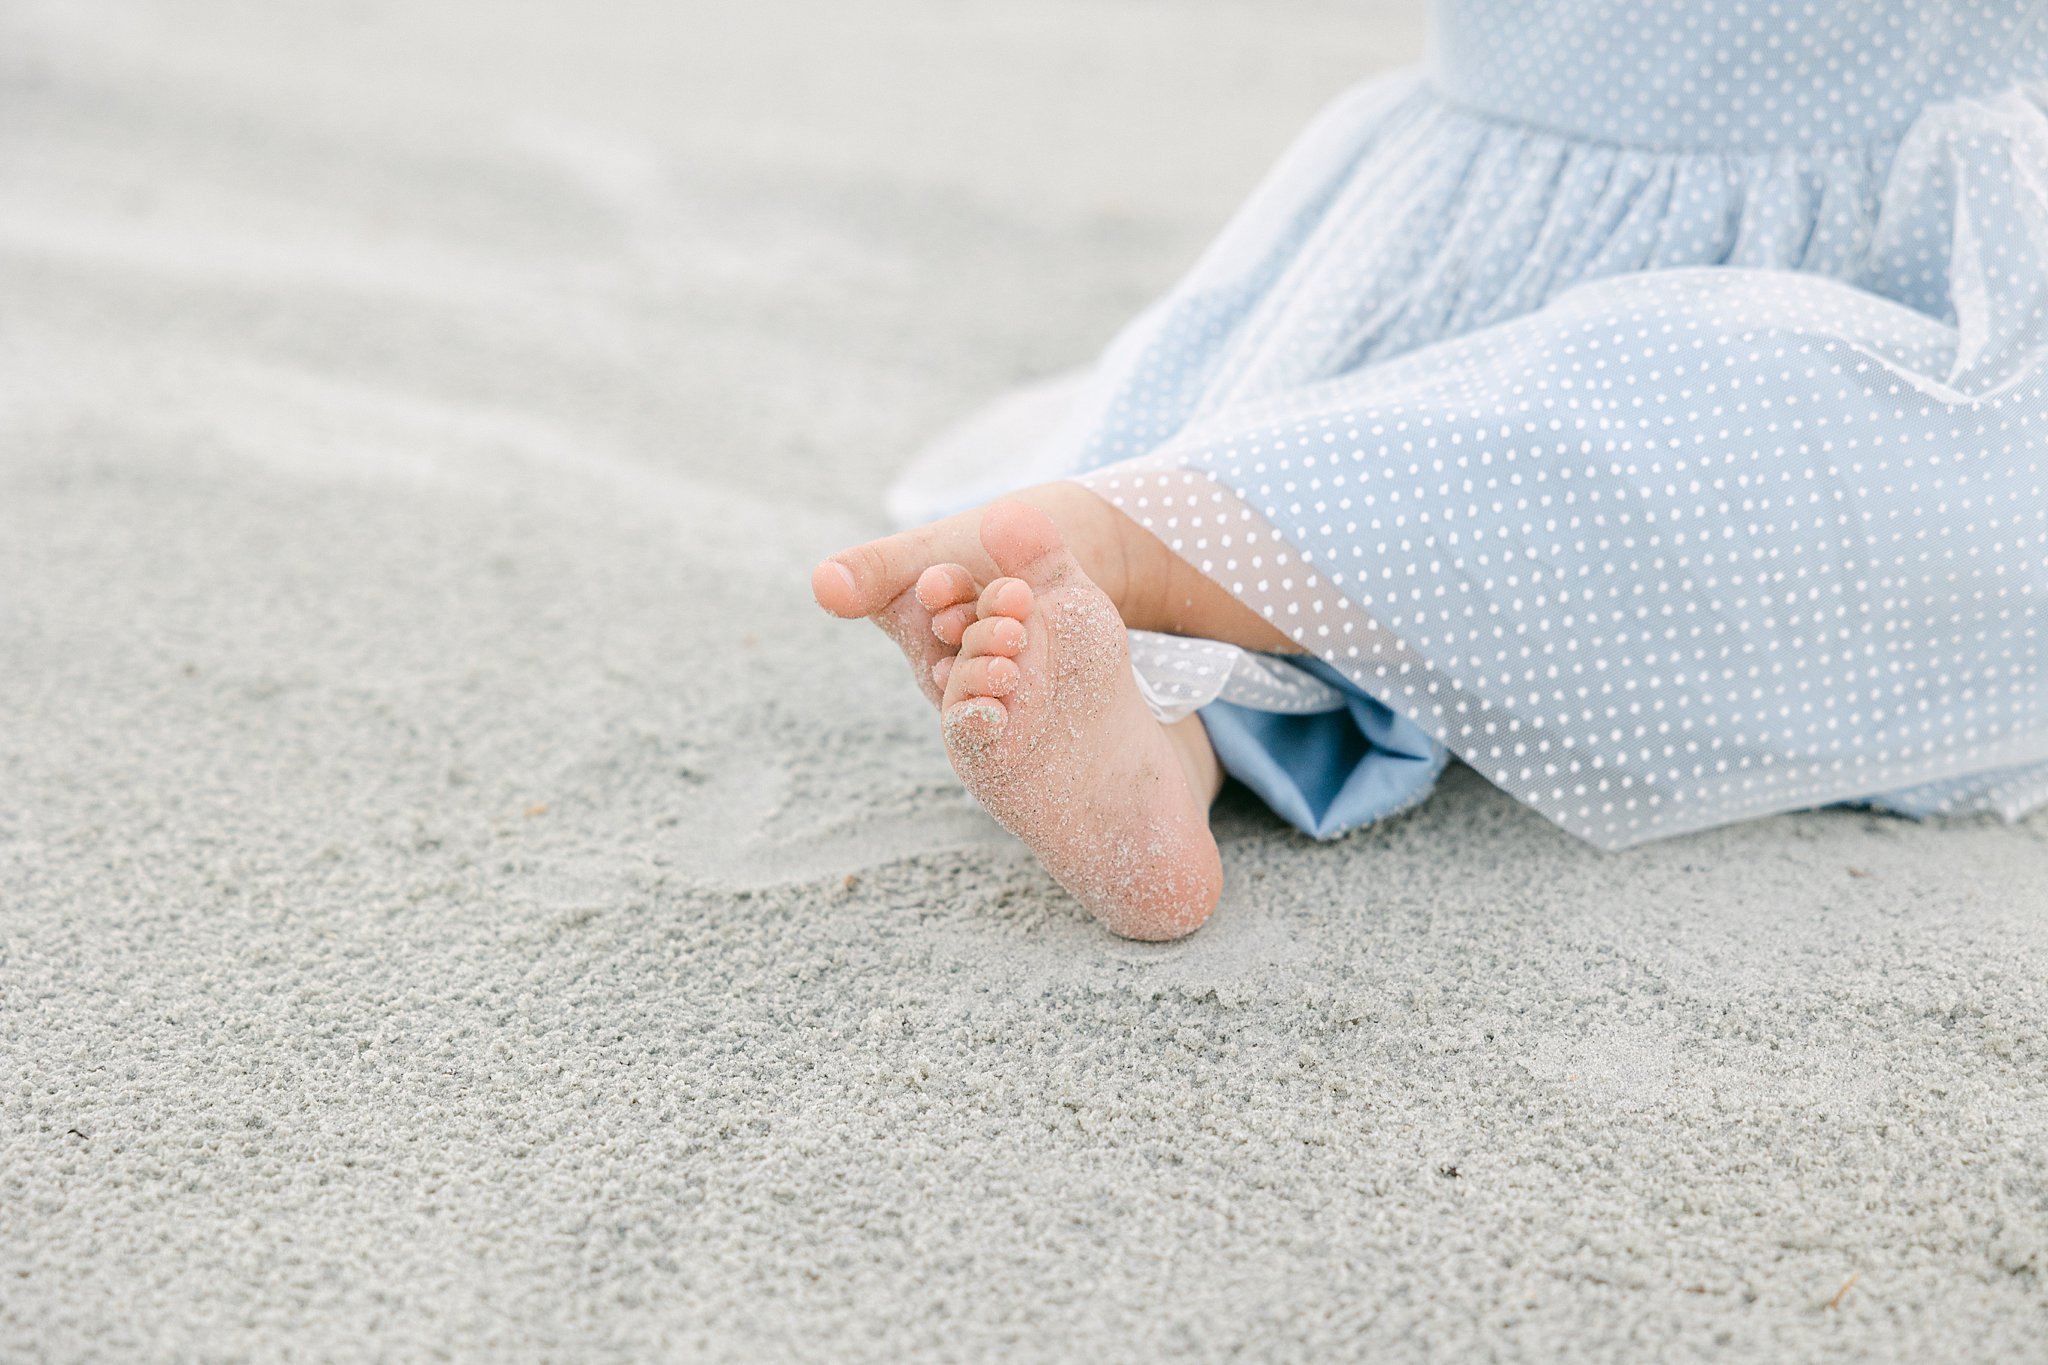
[1199,656,1449,840]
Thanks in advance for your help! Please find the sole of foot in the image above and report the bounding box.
[936,501,1221,941]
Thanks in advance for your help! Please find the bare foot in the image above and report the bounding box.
[810,480,1295,706]
[937,502,1223,941]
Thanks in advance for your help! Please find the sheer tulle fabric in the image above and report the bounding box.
[896,2,2048,847]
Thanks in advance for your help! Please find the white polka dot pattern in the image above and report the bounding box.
[1432,0,2047,152]
[1048,7,2048,848]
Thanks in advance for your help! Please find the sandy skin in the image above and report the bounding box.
[815,500,1223,940]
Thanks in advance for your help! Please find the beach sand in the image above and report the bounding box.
[4,0,2047,1358]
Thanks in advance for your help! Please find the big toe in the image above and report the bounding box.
[810,559,862,616]
[978,501,1068,583]
[813,526,943,619]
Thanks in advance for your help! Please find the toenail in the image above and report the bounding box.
[826,562,856,593]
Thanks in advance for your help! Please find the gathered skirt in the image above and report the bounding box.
[892,2,2048,848]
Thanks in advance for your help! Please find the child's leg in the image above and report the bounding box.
[819,498,1226,941]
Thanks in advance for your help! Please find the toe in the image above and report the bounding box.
[947,654,1020,699]
[930,603,977,647]
[810,559,861,615]
[915,563,979,613]
[978,500,1067,582]
[814,528,940,619]
[931,656,954,692]
[976,577,1035,622]
[941,696,1008,749]
[960,616,1026,658]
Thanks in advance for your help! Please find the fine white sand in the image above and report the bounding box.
[5,1,2048,1359]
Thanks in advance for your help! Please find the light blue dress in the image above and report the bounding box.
[905,0,2048,848]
